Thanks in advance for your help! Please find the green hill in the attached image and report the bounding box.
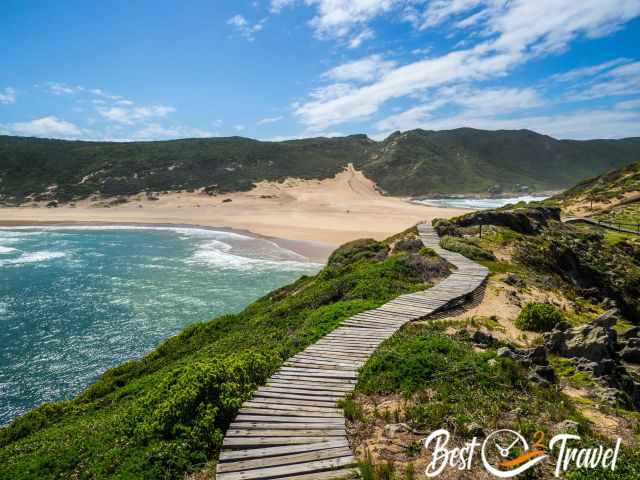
[1,128,639,203]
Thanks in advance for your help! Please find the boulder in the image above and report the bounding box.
[504,274,525,288]
[622,326,640,340]
[552,420,581,436]
[524,346,548,366]
[620,346,640,364]
[592,309,619,328]
[472,330,497,346]
[383,423,410,438]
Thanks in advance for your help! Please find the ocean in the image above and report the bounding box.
[0,226,321,425]
[414,195,549,210]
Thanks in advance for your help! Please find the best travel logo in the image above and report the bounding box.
[423,428,622,478]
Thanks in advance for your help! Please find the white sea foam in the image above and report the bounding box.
[0,224,252,240]
[0,251,66,266]
[188,239,319,271]
[0,246,18,254]
[414,195,549,210]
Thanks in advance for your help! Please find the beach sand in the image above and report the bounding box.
[0,166,467,260]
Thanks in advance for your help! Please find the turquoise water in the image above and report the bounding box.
[0,226,321,425]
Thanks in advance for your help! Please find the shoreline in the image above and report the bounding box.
[0,219,335,263]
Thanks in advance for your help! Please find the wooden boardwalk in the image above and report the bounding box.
[215,224,489,480]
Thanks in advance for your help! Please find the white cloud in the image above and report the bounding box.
[270,0,296,13]
[257,115,284,125]
[323,54,396,82]
[0,87,16,104]
[306,0,398,39]
[96,104,175,124]
[11,116,83,138]
[129,124,213,140]
[46,82,83,95]
[376,86,543,131]
[227,14,266,41]
[567,61,640,100]
[295,0,640,131]
[234,124,246,131]
[387,109,640,140]
[616,98,640,110]
[349,28,375,48]
[550,58,631,82]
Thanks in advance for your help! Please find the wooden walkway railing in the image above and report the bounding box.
[215,224,489,480]
[563,216,640,236]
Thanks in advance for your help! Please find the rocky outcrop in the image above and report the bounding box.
[447,206,561,235]
[543,311,640,410]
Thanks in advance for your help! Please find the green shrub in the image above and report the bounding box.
[328,239,389,266]
[419,247,437,257]
[440,235,496,261]
[515,303,564,332]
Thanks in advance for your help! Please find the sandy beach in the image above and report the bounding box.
[0,166,467,259]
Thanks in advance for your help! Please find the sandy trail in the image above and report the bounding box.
[0,166,467,257]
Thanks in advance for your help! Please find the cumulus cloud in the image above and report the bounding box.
[11,116,83,138]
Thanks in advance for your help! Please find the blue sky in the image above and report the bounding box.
[1,0,639,141]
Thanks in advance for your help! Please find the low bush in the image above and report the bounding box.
[440,235,496,261]
[515,303,564,332]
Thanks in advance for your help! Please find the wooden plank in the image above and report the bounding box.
[235,414,343,423]
[238,408,342,418]
[280,467,360,480]
[216,455,357,480]
[230,422,345,430]
[217,446,354,473]
[243,401,342,414]
[226,428,345,437]
[222,436,344,448]
[218,440,350,461]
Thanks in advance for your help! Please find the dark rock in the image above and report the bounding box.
[451,206,561,235]
[222,198,232,203]
[532,365,556,383]
[528,371,552,388]
[504,274,525,288]
[622,327,640,340]
[621,346,640,364]
[472,330,496,346]
[497,346,521,361]
[592,309,619,328]
[524,346,548,366]
[466,422,485,437]
[627,338,640,348]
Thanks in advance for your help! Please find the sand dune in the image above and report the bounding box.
[0,165,467,256]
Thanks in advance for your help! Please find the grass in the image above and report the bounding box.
[0,235,443,480]
[549,356,597,389]
[355,324,583,436]
[439,235,496,261]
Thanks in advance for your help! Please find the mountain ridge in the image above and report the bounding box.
[1,128,639,203]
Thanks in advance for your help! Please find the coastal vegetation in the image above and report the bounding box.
[2,128,640,203]
[344,205,640,478]
[0,228,450,479]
